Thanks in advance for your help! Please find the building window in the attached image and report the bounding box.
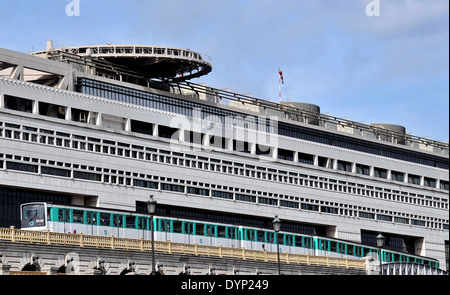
[277,148,293,161]
[394,216,409,224]
[280,200,299,209]
[187,187,209,196]
[235,194,256,203]
[211,190,233,200]
[440,180,449,191]
[301,203,319,212]
[359,212,375,219]
[355,164,370,176]
[391,171,404,182]
[4,95,33,113]
[408,174,421,185]
[337,160,352,172]
[411,219,426,227]
[424,177,437,188]
[377,214,393,222]
[131,120,154,136]
[373,167,387,179]
[297,152,314,165]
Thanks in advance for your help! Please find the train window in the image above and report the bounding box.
[347,245,354,256]
[384,252,393,262]
[393,253,400,262]
[158,219,171,232]
[22,204,45,220]
[137,217,148,230]
[304,237,313,249]
[73,210,84,223]
[339,243,346,254]
[59,209,70,222]
[126,216,136,228]
[257,230,265,243]
[267,232,275,244]
[276,234,285,245]
[47,208,51,221]
[206,224,215,237]
[285,235,293,246]
[217,226,226,238]
[173,221,182,233]
[86,212,97,225]
[245,229,256,241]
[100,213,110,226]
[320,240,329,251]
[228,227,238,239]
[184,222,195,235]
[113,215,123,227]
[295,236,303,247]
[330,241,337,252]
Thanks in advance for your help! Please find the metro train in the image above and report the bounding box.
[20,202,440,268]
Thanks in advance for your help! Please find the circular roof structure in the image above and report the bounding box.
[33,44,212,81]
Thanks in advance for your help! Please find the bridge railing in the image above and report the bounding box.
[0,227,366,270]
[382,262,448,275]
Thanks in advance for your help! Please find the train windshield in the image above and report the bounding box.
[21,203,46,228]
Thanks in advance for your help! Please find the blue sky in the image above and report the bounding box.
[1,0,448,141]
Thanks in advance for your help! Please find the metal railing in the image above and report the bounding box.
[26,48,449,153]
[382,262,448,275]
[0,227,366,270]
[170,81,449,155]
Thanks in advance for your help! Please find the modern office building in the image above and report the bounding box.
[0,42,448,271]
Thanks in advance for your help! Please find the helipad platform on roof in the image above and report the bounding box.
[32,43,212,82]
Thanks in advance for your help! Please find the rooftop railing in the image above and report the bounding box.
[26,48,450,155]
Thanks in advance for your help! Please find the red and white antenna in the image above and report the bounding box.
[278,68,284,103]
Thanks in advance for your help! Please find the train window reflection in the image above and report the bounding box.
[22,204,45,220]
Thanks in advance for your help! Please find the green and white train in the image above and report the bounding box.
[20,202,440,268]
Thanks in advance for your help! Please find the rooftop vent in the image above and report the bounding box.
[281,102,321,126]
[371,123,407,145]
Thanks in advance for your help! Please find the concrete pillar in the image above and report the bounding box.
[125,118,131,132]
[179,129,185,142]
[369,166,375,177]
[351,162,356,173]
[225,138,233,151]
[32,100,39,115]
[332,159,338,170]
[65,107,72,121]
[203,133,210,147]
[272,147,278,160]
[95,113,102,126]
[250,142,256,155]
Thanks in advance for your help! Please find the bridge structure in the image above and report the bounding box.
[0,227,367,275]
